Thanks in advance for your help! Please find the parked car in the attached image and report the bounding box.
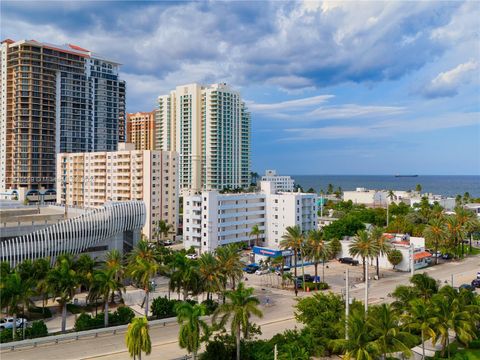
[477,271,480,280]
[255,269,270,275]
[0,317,27,330]
[339,257,359,266]
[442,253,453,260]
[430,251,442,258]
[471,279,480,288]
[243,264,260,274]
[186,253,198,260]
[275,266,291,276]
[163,239,173,246]
[459,284,475,292]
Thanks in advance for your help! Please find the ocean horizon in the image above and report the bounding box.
[290,175,480,198]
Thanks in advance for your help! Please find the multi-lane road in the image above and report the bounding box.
[3,255,478,360]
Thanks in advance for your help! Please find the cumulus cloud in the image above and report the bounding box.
[422,60,479,98]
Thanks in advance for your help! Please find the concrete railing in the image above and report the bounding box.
[0,316,182,351]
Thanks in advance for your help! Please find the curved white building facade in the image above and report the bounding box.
[1,201,146,266]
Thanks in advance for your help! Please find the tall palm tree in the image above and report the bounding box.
[454,206,477,256]
[423,217,446,265]
[370,226,390,278]
[0,272,34,339]
[175,302,209,360]
[47,255,79,332]
[32,258,51,315]
[169,254,200,300]
[368,304,415,359]
[215,244,243,291]
[198,252,222,301]
[249,224,263,247]
[75,253,96,292]
[280,225,304,293]
[444,216,465,258]
[104,249,125,302]
[125,317,151,360]
[154,220,174,245]
[89,268,124,327]
[127,242,159,317]
[403,299,436,360]
[213,282,263,360]
[349,230,379,282]
[305,229,330,285]
[332,308,380,360]
[386,190,395,227]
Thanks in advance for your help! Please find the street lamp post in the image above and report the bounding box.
[345,268,349,340]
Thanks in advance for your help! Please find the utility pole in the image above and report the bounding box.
[451,274,454,288]
[345,268,349,340]
[364,262,368,313]
[274,344,278,360]
[410,243,415,277]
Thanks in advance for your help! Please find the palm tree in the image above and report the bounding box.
[431,290,477,358]
[198,252,222,301]
[349,230,379,282]
[89,268,124,327]
[0,272,34,339]
[127,242,159,317]
[368,304,415,359]
[305,229,330,285]
[455,206,477,256]
[444,216,465,258]
[332,308,380,360]
[125,317,151,360]
[423,217,446,265]
[155,220,174,245]
[47,255,79,332]
[403,299,436,360]
[75,253,96,292]
[280,225,304,294]
[104,249,125,302]
[169,254,200,300]
[386,190,395,226]
[32,258,51,315]
[410,273,438,301]
[215,244,243,291]
[249,224,263,247]
[176,302,209,360]
[370,226,390,278]
[213,282,263,360]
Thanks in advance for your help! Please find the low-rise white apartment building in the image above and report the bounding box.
[343,187,456,210]
[261,170,295,192]
[183,181,317,253]
[56,143,179,240]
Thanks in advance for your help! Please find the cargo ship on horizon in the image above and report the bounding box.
[394,174,419,178]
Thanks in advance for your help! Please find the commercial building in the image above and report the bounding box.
[0,200,145,266]
[126,111,156,150]
[261,169,295,192]
[156,83,251,193]
[56,143,178,240]
[183,181,317,253]
[0,39,126,194]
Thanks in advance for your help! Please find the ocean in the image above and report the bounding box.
[291,175,480,198]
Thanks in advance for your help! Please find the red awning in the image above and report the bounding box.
[414,251,432,260]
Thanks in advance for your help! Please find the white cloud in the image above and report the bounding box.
[307,104,405,119]
[423,60,479,98]
[281,112,480,141]
[247,95,334,111]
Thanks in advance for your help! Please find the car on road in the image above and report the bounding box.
[471,279,480,288]
[459,284,475,292]
[430,251,442,258]
[477,271,480,280]
[275,266,291,276]
[442,253,453,260]
[0,317,27,331]
[186,253,198,260]
[163,240,174,246]
[339,257,359,266]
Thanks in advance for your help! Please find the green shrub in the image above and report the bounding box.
[111,306,135,325]
[74,313,94,332]
[26,320,48,338]
[303,282,329,291]
[0,328,14,343]
[67,303,83,314]
[469,339,480,349]
[151,296,176,319]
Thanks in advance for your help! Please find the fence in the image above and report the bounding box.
[0,316,181,351]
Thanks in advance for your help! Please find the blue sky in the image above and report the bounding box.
[2,1,479,175]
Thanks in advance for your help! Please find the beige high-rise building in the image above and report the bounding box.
[127,111,156,150]
[56,143,179,240]
[156,83,251,194]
